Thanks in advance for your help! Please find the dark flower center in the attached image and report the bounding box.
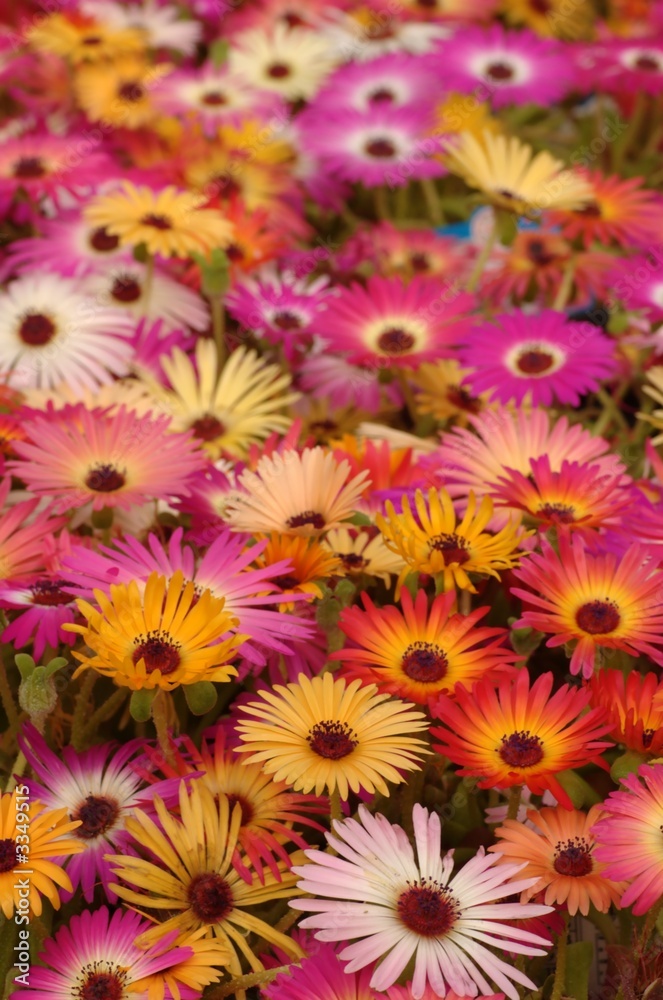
[286,510,326,530]
[13,156,46,179]
[267,62,291,78]
[140,213,172,230]
[368,22,395,40]
[118,80,144,102]
[527,239,558,266]
[82,35,102,45]
[447,386,481,414]
[643,728,655,749]
[429,533,470,565]
[410,252,430,272]
[576,201,602,218]
[485,61,515,81]
[19,312,56,346]
[90,227,120,252]
[0,838,17,874]
[397,880,458,937]
[377,327,416,354]
[537,502,576,524]
[516,349,555,375]
[401,641,448,683]
[530,0,551,11]
[307,720,358,759]
[634,54,661,72]
[369,87,395,104]
[187,871,234,923]
[85,464,126,492]
[499,730,544,768]
[132,631,182,675]
[191,414,225,441]
[283,11,306,26]
[553,838,593,877]
[273,573,301,590]
[365,138,397,159]
[79,971,125,1000]
[575,600,620,635]
[225,243,244,262]
[30,578,73,606]
[273,310,303,330]
[214,174,241,199]
[72,795,119,839]
[339,552,367,572]
[111,275,142,303]
[202,91,227,106]
[226,793,254,825]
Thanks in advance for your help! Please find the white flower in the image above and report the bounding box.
[229,24,337,100]
[82,262,209,332]
[81,0,201,53]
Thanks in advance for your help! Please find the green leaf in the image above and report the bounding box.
[132,241,149,263]
[611,750,649,783]
[130,688,156,722]
[345,511,372,527]
[556,769,602,808]
[508,621,545,659]
[565,941,593,1000]
[14,654,35,679]
[209,39,229,68]
[44,657,68,677]
[184,681,218,716]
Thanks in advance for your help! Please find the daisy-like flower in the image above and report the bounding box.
[264,942,382,1000]
[0,574,79,660]
[73,56,172,129]
[430,669,613,809]
[65,570,246,692]
[324,11,450,61]
[291,803,552,1000]
[411,359,483,423]
[235,671,429,800]
[1,211,133,279]
[376,487,527,596]
[437,24,575,107]
[0,273,135,393]
[139,339,299,458]
[25,12,145,62]
[156,65,285,134]
[225,448,371,537]
[592,763,663,915]
[83,260,210,332]
[9,404,206,514]
[588,40,663,96]
[312,52,437,114]
[9,906,227,1000]
[0,789,83,919]
[459,310,618,407]
[252,533,342,605]
[80,0,202,54]
[108,782,304,978]
[84,181,233,258]
[333,589,518,706]
[0,133,113,211]
[548,171,663,248]
[18,723,182,902]
[0,479,67,581]
[229,24,336,100]
[641,368,663,442]
[225,270,331,350]
[503,0,592,39]
[510,537,663,679]
[446,130,592,216]
[322,527,406,585]
[387,988,504,1000]
[315,275,475,368]
[589,669,663,757]
[489,805,625,915]
[297,352,386,414]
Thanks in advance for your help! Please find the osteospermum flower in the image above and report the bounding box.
[333,589,518,705]
[312,52,437,114]
[589,670,663,757]
[548,171,663,248]
[235,672,429,799]
[65,571,246,691]
[489,805,625,915]
[9,405,205,513]
[0,273,135,393]
[84,182,233,258]
[315,275,476,368]
[592,764,663,915]
[446,130,592,216]
[225,448,371,537]
[430,669,613,809]
[376,487,527,595]
[0,789,83,919]
[291,804,552,1000]
[459,310,618,407]
[511,537,663,679]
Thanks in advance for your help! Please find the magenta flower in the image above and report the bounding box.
[264,942,381,1000]
[311,52,438,114]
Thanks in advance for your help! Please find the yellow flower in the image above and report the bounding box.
[229,24,336,100]
[434,93,501,140]
[65,570,247,691]
[502,0,593,39]
[376,486,528,595]
[74,57,171,129]
[253,532,343,607]
[84,181,233,258]
[322,527,406,585]
[26,13,145,63]
[639,366,663,445]
[411,359,485,424]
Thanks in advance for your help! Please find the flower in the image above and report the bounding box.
[2,210,133,278]
[156,64,284,134]
[592,763,663,915]
[510,537,663,679]
[503,0,592,38]
[548,171,663,248]
[84,181,233,258]
[225,270,331,351]
[0,133,112,210]
[9,405,206,513]
[65,570,246,691]
[0,789,83,919]
[290,803,552,1000]
[375,487,527,595]
[263,943,382,1000]
[589,669,663,757]
[108,782,304,977]
[411,359,484,423]
[430,669,613,808]
[25,12,145,62]
[73,57,172,129]
[313,52,437,114]
[229,24,336,99]
[0,273,134,393]
[459,310,618,407]
[489,804,626,915]
[225,448,371,536]
[0,574,78,660]
[82,0,202,53]
[235,672,429,799]
[322,527,406,585]
[252,533,343,604]
[9,906,227,1000]
[314,275,475,368]
[333,589,518,705]
[0,478,67,581]
[446,130,592,216]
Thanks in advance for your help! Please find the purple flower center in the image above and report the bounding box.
[634,54,661,72]
[187,871,234,923]
[78,971,125,1000]
[13,156,46,179]
[307,720,358,760]
[401,641,448,683]
[118,81,144,102]
[30,579,73,607]
[139,213,172,230]
[575,600,620,635]
[0,838,17,874]
[19,312,56,346]
[226,793,254,825]
[447,386,481,414]
[377,327,416,354]
[202,90,227,106]
[111,275,142,303]
[369,87,396,104]
[365,138,397,159]
[90,227,120,252]
[429,533,470,565]
[485,61,515,81]
[499,730,544,768]
[339,552,367,572]
[267,62,291,79]
[286,510,326,530]
[72,795,119,839]
[191,414,225,441]
[397,881,458,936]
[273,310,303,330]
[516,349,555,375]
[537,502,576,524]
[132,631,182,675]
[553,838,593,877]
[527,239,558,265]
[85,464,126,493]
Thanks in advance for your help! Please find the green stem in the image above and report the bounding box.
[0,654,18,728]
[395,182,410,220]
[506,785,523,821]
[374,186,389,221]
[151,690,175,768]
[211,297,226,366]
[420,177,442,225]
[80,688,128,744]
[550,914,570,1000]
[587,905,618,946]
[458,590,471,616]
[5,750,26,793]
[206,964,294,998]
[597,387,628,432]
[70,672,97,751]
[552,257,576,311]
[329,787,343,827]
[465,212,499,293]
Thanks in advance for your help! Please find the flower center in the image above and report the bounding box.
[226,793,255,825]
[187,871,234,923]
[377,327,416,354]
[140,213,173,230]
[575,600,620,635]
[485,61,515,81]
[429,533,470,565]
[0,838,17,874]
[397,880,458,937]
[267,61,291,78]
[307,720,358,759]
[191,414,225,441]
[13,156,46,179]
[18,312,57,346]
[286,510,326,530]
[111,275,142,303]
[30,578,73,606]
[553,838,593,877]
[132,631,182,675]
[214,173,242,199]
[72,795,120,839]
[499,730,544,768]
[339,552,368,572]
[537,502,576,524]
[527,239,558,265]
[634,54,661,71]
[85,464,126,492]
[516,349,555,375]
[273,310,303,330]
[447,386,482,414]
[118,80,144,102]
[401,641,448,683]
[202,90,227,106]
[225,243,244,262]
[273,573,301,590]
[577,201,602,218]
[78,969,126,1000]
[369,87,395,104]
[89,227,120,252]
[529,0,551,12]
[82,35,102,45]
[365,138,397,158]
[410,252,430,272]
